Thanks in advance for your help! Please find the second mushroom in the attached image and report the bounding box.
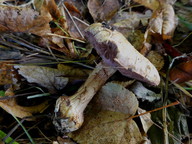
[53,23,160,133]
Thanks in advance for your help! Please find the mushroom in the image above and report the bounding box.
[53,23,160,133]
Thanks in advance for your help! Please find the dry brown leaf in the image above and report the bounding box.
[57,64,91,78]
[64,2,88,40]
[46,0,77,57]
[68,110,143,144]
[95,82,138,115]
[169,60,192,83]
[147,3,177,40]
[15,65,69,94]
[146,50,164,71]
[0,98,49,119]
[0,5,52,36]
[110,11,152,37]
[87,0,120,22]
[0,62,20,91]
[133,0,160,10]
[15,64,91,93]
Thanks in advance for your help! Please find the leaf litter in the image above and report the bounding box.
[0,0,191,144]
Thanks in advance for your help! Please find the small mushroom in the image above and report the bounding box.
[53,23,160,133]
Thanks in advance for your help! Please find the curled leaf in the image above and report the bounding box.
[147,3,177,40]
[0,98,49,120]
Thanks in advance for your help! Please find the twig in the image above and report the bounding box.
[127,101,180,120]
[62,3,85,39]
[73,16,90,27]
[47,33,85,43]
[46,44,59,62]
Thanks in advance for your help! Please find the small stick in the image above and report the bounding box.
[62,3,84,39]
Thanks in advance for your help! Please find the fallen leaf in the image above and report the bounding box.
[95,82,138,115]
[138,108,153,133]
[57,64,91,78]
[127,30,148,51]
[68,110,143,144]
[0,62,20,91]
[162,42,183,58]
[133,0,160,10]
[146,50,164,71]
[87,0,120,22]
[0,5,52,36]
[0,98,49,120]
[0,47,23,60]
[64,2,88,40]
[130,82,161,102]
[15,64,91,93]
[14,65,69,93]
[110,10,152,37]
[147,3,177,40]
[169,60,192,83]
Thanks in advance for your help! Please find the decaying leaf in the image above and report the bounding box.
[14,65,69,93]
[95,82,138,115]
[0,98,49,120]
[57,64,91,78]
[147,3,177,40]
[133,0,160,10]
[169,60,192,83]
[138,108,153,133]
[15,64,91,93]
[110,10,152,37]
[68,110,143,144]
[127,30,149,51]
[0,62,20,91]
[130,82,161,102]
[0,5,52,36]
[0,47,22,60]
[146,50,164,71]
[64,1,88,40]
[87,0,120,22]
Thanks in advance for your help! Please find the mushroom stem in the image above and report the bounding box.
[54,62,116,133]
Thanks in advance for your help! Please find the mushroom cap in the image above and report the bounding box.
[85,23,160,86]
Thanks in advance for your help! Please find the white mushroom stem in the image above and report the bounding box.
[54,62,116,133]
